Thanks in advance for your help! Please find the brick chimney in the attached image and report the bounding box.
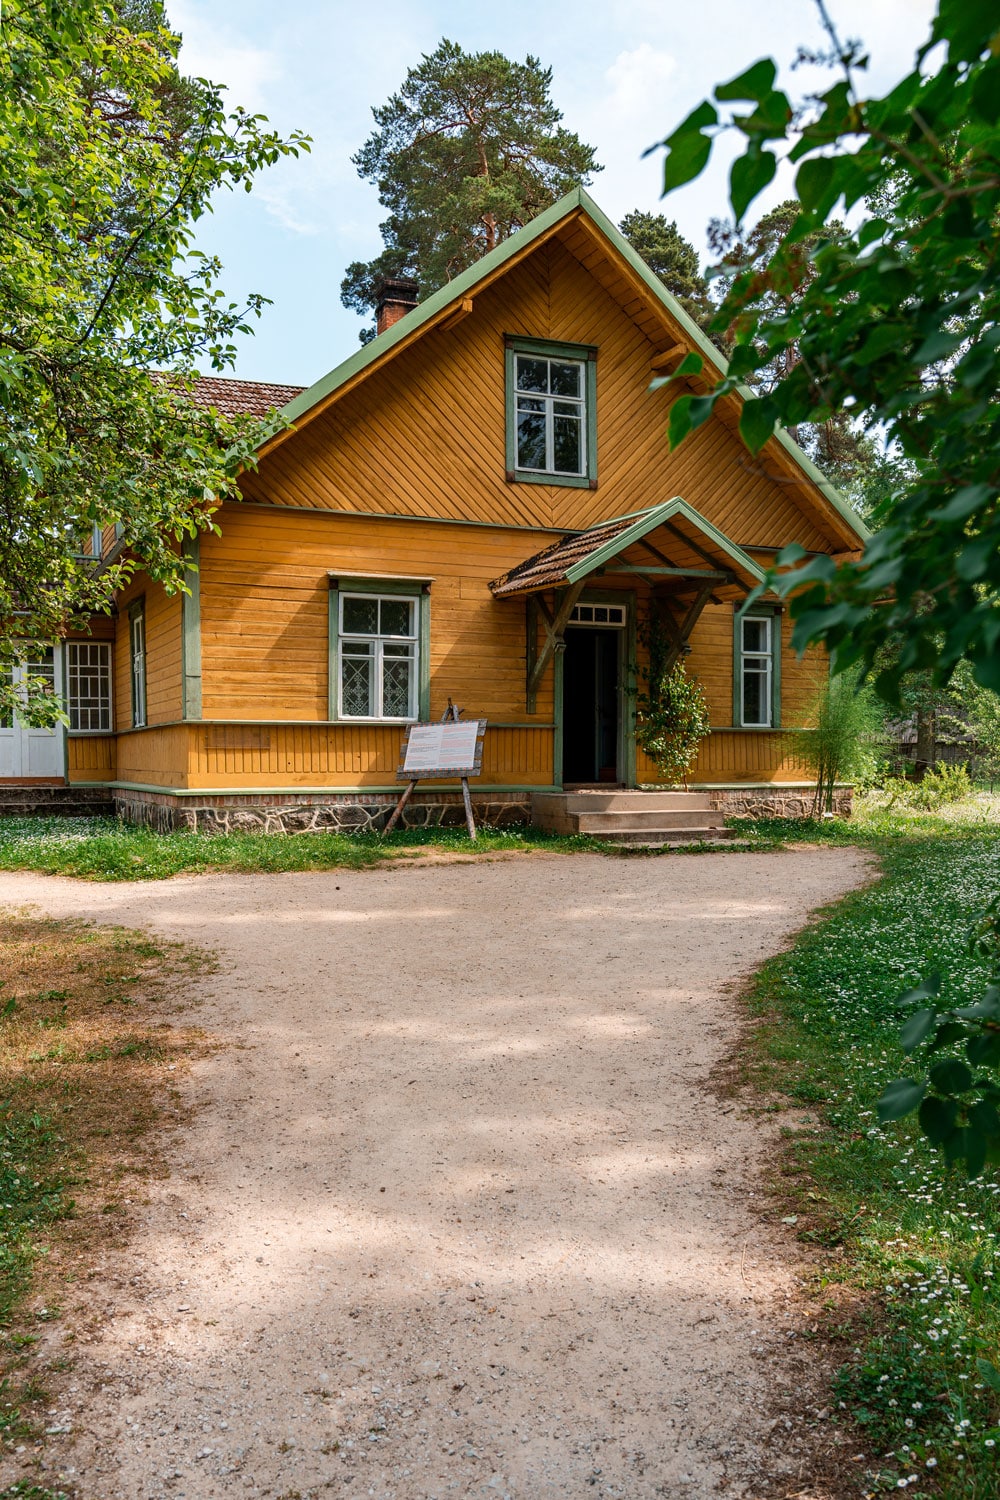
[375,276,419,336]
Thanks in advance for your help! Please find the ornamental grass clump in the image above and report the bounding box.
[635,612,710,785]
[790,670,884,816]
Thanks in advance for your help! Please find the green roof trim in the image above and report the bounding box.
[276,190,586,429]
[563,497,767,587]
[271,186,868,547]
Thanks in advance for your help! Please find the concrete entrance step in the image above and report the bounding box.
[530,790,731,843]
[599,827,738,847]
[552,790,713,813]
[574,808,728,833]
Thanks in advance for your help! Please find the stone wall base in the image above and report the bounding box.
[706,786,853,819]
[113,787,531,835]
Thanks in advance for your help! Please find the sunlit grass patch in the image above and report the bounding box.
[0,911,211,1466]
[745,828,1000,1496]
[0,816,612,881]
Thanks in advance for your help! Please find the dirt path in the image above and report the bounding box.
[0,849,867,1500]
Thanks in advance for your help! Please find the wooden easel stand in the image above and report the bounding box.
[383,704,479,840]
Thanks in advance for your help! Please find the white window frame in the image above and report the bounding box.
[338,592,419,722]
[67,642,113,732]
[570,603,627,628]
[739,614,773,728]
[513,352,587,477]
[129,602,146,728]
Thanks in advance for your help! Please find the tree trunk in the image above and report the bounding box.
[914,705,936,778]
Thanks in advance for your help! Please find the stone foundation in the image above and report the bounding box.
[113,787,531,835]
[704,785,853,819]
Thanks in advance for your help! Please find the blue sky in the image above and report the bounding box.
[173,0,937,386]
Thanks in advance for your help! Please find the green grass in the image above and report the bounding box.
[740,818,1000,1497]
[0,816,611,881]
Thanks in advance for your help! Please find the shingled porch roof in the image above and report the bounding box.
[489,497,767,602]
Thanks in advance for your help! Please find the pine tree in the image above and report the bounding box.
[341,40,600,337]
[617,211,710,325]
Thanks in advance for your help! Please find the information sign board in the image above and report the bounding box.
[398,720,485,779]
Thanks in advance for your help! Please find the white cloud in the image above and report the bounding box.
[170,2,281,112]
[604,43,677,122]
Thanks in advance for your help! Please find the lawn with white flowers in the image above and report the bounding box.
[744,821,1000,1498]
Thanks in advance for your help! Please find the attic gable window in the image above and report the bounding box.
[504,336,597,490]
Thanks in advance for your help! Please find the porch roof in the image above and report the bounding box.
[488,497,767,602]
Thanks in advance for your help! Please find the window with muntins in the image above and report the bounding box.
[505,338,597,487]
[67,642,112,731]
[738,614,776,727]
[129,602,146,728]
[515,354,586,475]
[339,594,419,721]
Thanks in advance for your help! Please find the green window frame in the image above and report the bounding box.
[328,576,431,723]
[733,605,781,729]
[504,335,597,489]
[128,598,146,729]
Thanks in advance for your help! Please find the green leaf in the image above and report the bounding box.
[919,1093,959,1144]
[877,1077,926,1123]
[668,393,694,448]
[972,62,1000,123]
[674,352,704,378]
[977,1359,1000,1394]
[738,395,778,454]
[899,1007,937,1053]
[795,156,837,211]
[715,58,778,103]
[932,483,994,522]
[928,1057,974,1094]
[967,1031,1000,1067]
[659,101,718,193]
[965,1125,988,1177]
[853,324,904,367]
[730,146,777,222]
[931,0,1000,63]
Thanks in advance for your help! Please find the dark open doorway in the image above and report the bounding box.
[562,626,620,784]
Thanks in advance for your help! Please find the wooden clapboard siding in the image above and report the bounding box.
[198,504,557,724]
[240,230,839,555]
[116,725,190,787]
[102,722,551,791]
[67,735,116,782]
[637,732,811,786]
[114,577,182,729]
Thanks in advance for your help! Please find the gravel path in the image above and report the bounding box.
[0,849,867,1500]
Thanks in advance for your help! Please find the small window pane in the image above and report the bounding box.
[549,362,581,397]
[517,412,547,470]
[379,598,413,637]
[742,618,769,654]
[343,596,378,635]
[743,668,767,725]
[342,653,373,717]
[382,657,412,718]
[553,415,582,474]
[593,606,608,623]
[517,396,545,414]
[516,356,548,393]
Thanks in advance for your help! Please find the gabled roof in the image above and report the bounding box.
[489,497,766,602]
[161,374,306,419]
[259,186,868,549]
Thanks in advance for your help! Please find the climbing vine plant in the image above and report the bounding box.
[635,610,711,785]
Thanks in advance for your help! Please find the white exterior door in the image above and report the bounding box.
[0,648,66,780]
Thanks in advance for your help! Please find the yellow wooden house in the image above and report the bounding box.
[7,189,867,833]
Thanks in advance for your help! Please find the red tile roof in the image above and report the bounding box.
[157,374,306,419]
